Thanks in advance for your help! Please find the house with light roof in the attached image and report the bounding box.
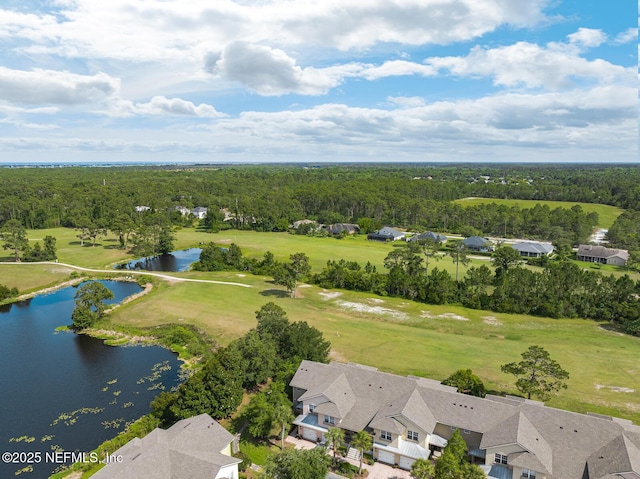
[577,245,629,266]
[290,360,640,478]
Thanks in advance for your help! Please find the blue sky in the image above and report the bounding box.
[0,0,636,164]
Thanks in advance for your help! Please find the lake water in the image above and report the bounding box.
[116,248,202,272]
[0,281,182,479]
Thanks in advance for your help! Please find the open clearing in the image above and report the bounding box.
[453,197,624,229]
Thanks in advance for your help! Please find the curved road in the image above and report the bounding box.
[1,260,252,288]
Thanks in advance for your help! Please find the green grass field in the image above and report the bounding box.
[454,197,624,229]
[106,271,640,424]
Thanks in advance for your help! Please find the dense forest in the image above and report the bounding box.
[0,164,638,247]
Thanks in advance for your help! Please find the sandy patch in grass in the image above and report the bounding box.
[298,284,312,288]
[367,298,385,304]
[595,384,635,393]
[421,311,469,321]
[483,316,503,326]
[337,300,408,320]
[236,274,246,277]
[319,291,343,300]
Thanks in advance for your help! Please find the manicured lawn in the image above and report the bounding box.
[0,263,73,292]
[107,272,640,424]
[453,197,624,229]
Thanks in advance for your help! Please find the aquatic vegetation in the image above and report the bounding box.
[14,465,33,475]
[122,402,134,408]
[40,435,55,442]
[147,382,164,391]
[102,418,125,429]
[50,407,105,426]
[137,360,172,384]
[51,444,63,452]
[102,387,108,392]
[107,378,118,385]
[9,436,36,443]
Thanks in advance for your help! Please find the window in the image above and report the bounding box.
[495,453,508,465]
[309,404,316,413]
[463,429,471,435]
[380,431,392,441]
[407,430,419,441]
[522,469,536,479]
[450,426,457,431]
[324,415,335,425]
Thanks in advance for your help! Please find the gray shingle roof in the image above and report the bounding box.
[91,414,240,479]
[577,245,629,261]
[290,360,640,478]
[409,231,447,243]
[511,241,554,255]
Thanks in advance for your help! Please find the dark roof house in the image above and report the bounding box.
[462,236,494,252]
[91,414,241,479]
[408,231,448,244]
[367,227,405,242]
[290,360,640,477]
[326,223,360,235]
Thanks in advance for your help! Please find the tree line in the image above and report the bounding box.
[0,165,636,245]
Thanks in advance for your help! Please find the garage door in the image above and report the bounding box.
[377,450,395,465]
[302,427,318,442]
[399,456,415,470]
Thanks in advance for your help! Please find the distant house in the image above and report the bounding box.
[135,206,151,213]
[326,223,360,236]
[577,245,629,266]
[292,219,318,229]
[91,414,241,479]
[408,231,447,244]
[511,241,554,258]
[192,207,208,219]
[462,236,494,252]
[367,227,405,242]
[171,205,191,216]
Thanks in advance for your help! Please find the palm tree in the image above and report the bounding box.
[271,402,295,449]
[351,430,373,475]
[410,458,435,479]
[325,427,345,467]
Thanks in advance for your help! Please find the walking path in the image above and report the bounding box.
[1,260,252,288]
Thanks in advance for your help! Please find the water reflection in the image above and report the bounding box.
[116,248,202,272]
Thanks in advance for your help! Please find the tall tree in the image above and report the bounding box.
[325,427,344,467]
[264,447,330,479]
[351,430,373,474]
[501,345,570,400]
[491,246,522,281]
[448,242,470,282]
[411,458,435,479]
[71,282,114,330]
[274,252,311,298]
[1,219,28,262]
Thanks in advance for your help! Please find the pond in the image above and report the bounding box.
[116,248,202,272]
[0,280,182,478]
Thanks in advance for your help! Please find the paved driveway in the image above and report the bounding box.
[286,436,413,479]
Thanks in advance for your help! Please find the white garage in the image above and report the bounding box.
[377,450,395,465]
[302,427,319,442]
[399,456,415,470]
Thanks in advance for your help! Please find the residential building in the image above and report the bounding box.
[91,414,241,479]
[510,242,554,258]
[408,231,448,244]
[462,236,494,252]
[577,245,629,266]
[290,360,640,478]
[192,207,208,219]
[367,227,405,242]
[135,206,151,213]
[326,223,360,236]
[171,205,191,216]
[292,219,318,229]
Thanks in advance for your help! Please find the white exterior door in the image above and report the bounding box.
[399,456,415,470]
[377,450,395,465]
[302,427,318,442]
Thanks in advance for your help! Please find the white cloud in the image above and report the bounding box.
[108,96,225,118]
[425,39,633,90]
[360,61,436,80]
[612,27,638,45]
[567,28,607,48]
[0,67,118,105]
[213,42,361,95]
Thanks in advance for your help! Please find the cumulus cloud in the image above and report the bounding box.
[212,42,361,95]
[567,28,607,48]
[612,27,638,45]
[425,37,633,90]
[0,67,118,105]
[360,61,436,80]
[109,96,225,118]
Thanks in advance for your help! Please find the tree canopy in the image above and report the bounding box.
[264,447,330,479]
[442,369,486,397]
[501,345,570,400]
[71,282,114,330]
